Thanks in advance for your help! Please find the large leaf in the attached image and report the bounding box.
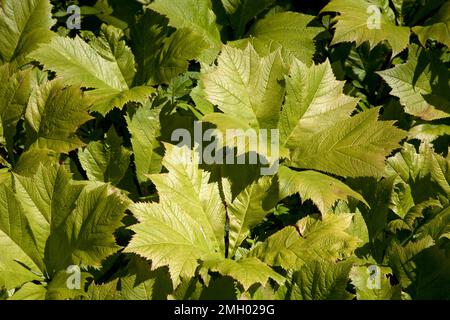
[149,0,221,64]
[25,79,92,154]
[322,0,410,56]
[30,30,154,115]
[0,0,55,66]
[0,165,130,290]
[202,44,286,131]
[125,144,226,284]
[378,45,450,120]
[290,108,406,178]
[279,58,358,148]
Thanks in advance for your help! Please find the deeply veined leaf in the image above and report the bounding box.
[0,165,130,290]
[378,45,450,120]
[149,0,221,64]
[290,260,354,300]
[0,0,55,66]
[202,44,286,130]
[125,144,226,284]
[25,79,93,154]
[322,0,410,56]
[203,257,284,291]
[290,108,406,178]
[279,58,358,148]
[249,214,360,270]
[231,12,323,66]
[278,166,368,214]
[30,33,154,115]
[412,2,450,48]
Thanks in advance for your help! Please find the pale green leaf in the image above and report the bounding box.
[279,58,358,148]
[290,108,406,178]
[378,45,450,120]
[224,176,273,257]
[202,44,286,130]
[203,257,284,291]
[25,79,92,153]
[322,0,410,56]
[125,144,226,284]
[278,166,367,214]
[30,35,154,115]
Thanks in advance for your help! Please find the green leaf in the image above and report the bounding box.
[409,124,450,142]
[203,257,284,291]
[0,0,55,66]
[125,144,226,284]
[202,44,286,131]
[412,2,450,48]
[290,108,406,178]
[224,176,273,257]
[378,45,450,120]
[30,35,154,115]
[126,103,163,184]
[79,128,131,185]
[230,12,323,66]
[151,29,208,85]
[88,24,137,87]
[149,0,222,64]
[322,0,410,56]
[279,58,358,148]
[250,214,360,270]
[290,260,354,300]
[131,11,209,85]
[278,166,367,214]
[25,79,93,154]
[0,165,130,290]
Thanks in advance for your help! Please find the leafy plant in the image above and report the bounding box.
[0,0,449,300]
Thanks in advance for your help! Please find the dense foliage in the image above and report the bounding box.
[0,0,450,300]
